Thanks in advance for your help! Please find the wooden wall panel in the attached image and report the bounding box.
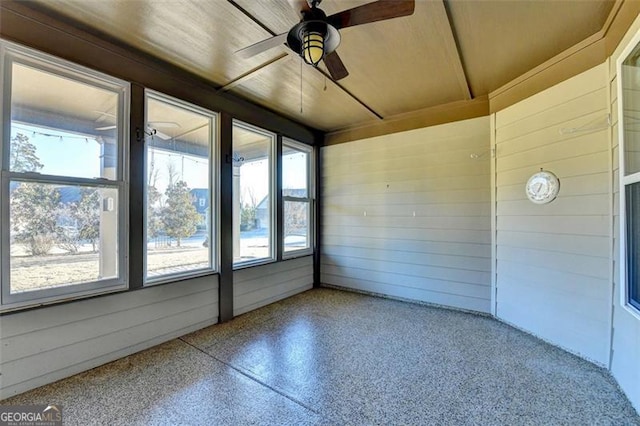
[494,63,612,365]
[0,275,219,399]
[233,257,313,316]
[321,117,492,313]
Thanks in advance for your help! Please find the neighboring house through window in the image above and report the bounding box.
[282,139,313,257]
[232,121,275,267]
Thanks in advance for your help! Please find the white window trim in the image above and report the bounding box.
[0,40,130,312]
[616,27,640,321]
[282,138,314,259]
[232,120,276,270]
[143,89,218,286]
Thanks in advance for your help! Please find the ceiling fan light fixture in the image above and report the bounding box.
[302,31,324,66]
[287,3,340,68]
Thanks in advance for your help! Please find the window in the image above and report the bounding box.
[282,139,313,257]
[618,35,640,316]
[232,121,275,267]
[1,41,129,310]
[144,91,216,283]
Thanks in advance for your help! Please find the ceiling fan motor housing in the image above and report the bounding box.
[287,6,341,64]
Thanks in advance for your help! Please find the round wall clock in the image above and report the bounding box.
[526,170,560,204]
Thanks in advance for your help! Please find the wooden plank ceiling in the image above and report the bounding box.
[29,0,615,134]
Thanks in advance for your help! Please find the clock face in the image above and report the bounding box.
[526,171,560,204]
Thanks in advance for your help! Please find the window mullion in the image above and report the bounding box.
[276,134,283,261]
[4,171,122,188]
[283,195,311,202]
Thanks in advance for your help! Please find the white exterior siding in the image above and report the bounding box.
[0,275,219,399]
[233,256,313,316]
[321,117,492,313]
[494,64,612,365]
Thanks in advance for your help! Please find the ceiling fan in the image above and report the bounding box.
[93,111,180,140]
[237,0,415,81]
[95,123,177,140]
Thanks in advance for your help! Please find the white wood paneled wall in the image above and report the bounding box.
[321,117,492,313]
[0,275,219,399]
[233,256,313,316]
[609,13,640,412]
[494,64,612,365]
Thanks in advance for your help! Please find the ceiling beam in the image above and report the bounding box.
[488,0,638,114]
[439,0,472,100]
[605,0,639,55]
[226,0,278,37]
[225,0,384,122]
[324,95,489,145]
[314,67,384,120]
[12,105,211,157]
[488,34,605,114]
[218,53,289,92]
[13,106,107,138]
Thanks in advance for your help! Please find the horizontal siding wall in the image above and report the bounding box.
[321,117,492,313]
[233,256,313,316]
[610,14,640,413]
[0,275,219,399]
[494,64,612,365]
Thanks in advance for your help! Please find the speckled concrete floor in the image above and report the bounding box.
[2,288,639,425]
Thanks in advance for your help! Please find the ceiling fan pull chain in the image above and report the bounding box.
[324,76,327,91]
[300,55,304,114]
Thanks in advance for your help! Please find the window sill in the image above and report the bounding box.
[144,269,218,287]
[282,250,313,260]
[233,258,277,271]
[622,302,640,322]
[0,283,128,315]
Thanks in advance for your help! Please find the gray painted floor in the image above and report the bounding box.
[2,288,639,425]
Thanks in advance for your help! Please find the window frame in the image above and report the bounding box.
[282,138,314,259]
[0,40,130,312]
[143,89,218,285]
[617,28,640,320]
[232,120,276,269]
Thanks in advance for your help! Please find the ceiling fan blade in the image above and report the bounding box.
[92,110,116,118]
[148,127,172,140]
[327,0,415,30]
[287,0,311,19]
[236,33,288,58]
[148,121,181,128]
[323,51,349,81]
[95,125,116,131]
